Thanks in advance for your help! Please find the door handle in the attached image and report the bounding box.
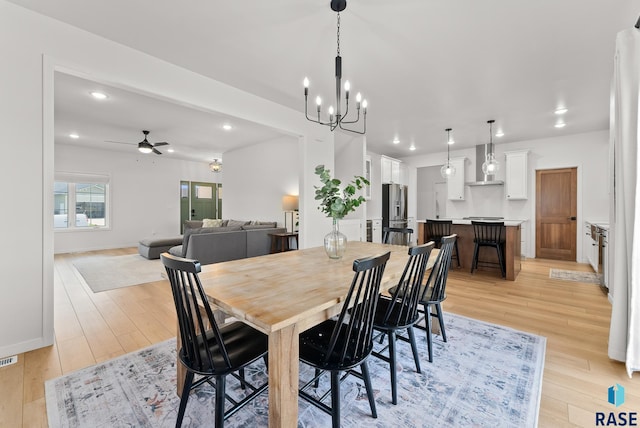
[568,216,576,220]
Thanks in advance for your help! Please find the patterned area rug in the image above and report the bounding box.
[72,254,164,292]
[45,313,546,427]
[549,268,602,284]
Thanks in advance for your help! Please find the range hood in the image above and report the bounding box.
[466,144,504,186]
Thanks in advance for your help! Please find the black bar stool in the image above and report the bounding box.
[425,219,460,267]
[470,221,506,278]
[383,227,413,246]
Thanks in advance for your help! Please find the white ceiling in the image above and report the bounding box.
[12,0,639,159]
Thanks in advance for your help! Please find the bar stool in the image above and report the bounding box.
[425,219,460,267]
[470,221,505,278]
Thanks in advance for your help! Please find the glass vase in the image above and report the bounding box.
[324,218,347,259]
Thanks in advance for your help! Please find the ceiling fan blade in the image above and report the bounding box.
[153,142,169,147]
[152,148,163,155]
[104,140,135,145]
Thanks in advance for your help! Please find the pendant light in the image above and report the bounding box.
[440,128,456,178]
[481,120,499,175]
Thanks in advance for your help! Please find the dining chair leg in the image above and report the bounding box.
[497,245,506,278]
[407,326,422,374]
[424,303,434,363]
[454,240,461,267]
[388,330,398,405]
[314,368,321,388]
[435,303,447,342]
[330,371,341,428]
[360,361,378,418]
[215,375,226,428]
[176,370,194,428]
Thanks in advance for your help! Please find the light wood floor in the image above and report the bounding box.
[0,249,638,427]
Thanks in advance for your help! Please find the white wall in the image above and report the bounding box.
[416,166,445,219]
[0,0,333,357]
[54,144,217,253]
[223,137,298,226]
[403,130,610,261]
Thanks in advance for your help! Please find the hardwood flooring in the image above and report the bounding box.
[0,249,637,427]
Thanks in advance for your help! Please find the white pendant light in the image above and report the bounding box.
[481,120,499,175]
[440,128,456,179]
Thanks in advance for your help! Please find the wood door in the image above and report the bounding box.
[536,168,577,260]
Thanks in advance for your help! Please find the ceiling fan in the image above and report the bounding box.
[105,130,169,155]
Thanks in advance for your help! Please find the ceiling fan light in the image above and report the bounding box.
[138,141,153,154]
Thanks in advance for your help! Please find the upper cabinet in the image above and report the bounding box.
[505,150,529,200]
[381,155,403,184]
[447,157,466,200]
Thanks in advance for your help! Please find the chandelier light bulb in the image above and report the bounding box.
[328,106,335,115]
[344,81,350,92]
[316,96,322,106]
[303,77,309,88]
[362,99,368,110]
[356,92,362,103]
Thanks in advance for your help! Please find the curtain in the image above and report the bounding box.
[608,28,640,377]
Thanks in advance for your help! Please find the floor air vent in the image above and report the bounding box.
[0,355,17,368]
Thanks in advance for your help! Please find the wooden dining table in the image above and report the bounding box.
[191,241,439,427]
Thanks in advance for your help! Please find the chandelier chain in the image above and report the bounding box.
[336,12,341,56]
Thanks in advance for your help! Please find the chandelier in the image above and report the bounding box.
[482,120,499,175]
[209,159,222,173]
[303,0,367,135]
[440,128,456,178]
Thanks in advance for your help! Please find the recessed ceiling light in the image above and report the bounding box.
[409,145,416,151]
[167,148,175,153]
[554,108,568,115]
[90,91,108,100]
[495,131,504,137]
[392,138,400,145]
[69,133,79,139]
[555,122,566,128]
[222,124,232,131]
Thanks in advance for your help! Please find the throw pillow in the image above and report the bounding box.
[202,218,223,228]
[226,219,250,227]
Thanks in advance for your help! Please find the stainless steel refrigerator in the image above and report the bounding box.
[382,183,408,245]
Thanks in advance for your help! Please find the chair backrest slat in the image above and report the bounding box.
[382,242,435,327]
[423,235,457,303]
[324,252,391,365]
[161,253,232,373]
[471,221,504,243]
[426,219,452,242]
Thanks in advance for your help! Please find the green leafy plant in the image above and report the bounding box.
[314,164,369,219]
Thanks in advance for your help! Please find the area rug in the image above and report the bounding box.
[549,268,602,284]
[72,254,165,292]
[45,312,546,427]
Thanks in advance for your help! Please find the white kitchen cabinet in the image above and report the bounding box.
[381,155,402,184]
[371,218,382,243]
[447,157,466,201]
[505,150,529,200]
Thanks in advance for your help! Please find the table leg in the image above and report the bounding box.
[268,324,299,427]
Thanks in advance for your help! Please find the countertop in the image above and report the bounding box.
[417,218,527,227]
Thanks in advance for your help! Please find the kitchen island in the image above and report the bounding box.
[417,218,525,281]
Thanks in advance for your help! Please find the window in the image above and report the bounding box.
[54,173,109,229]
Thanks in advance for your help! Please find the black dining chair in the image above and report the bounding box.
[382,226,413,246]
[426,219,460,267]
[161,253,269,428]
[372,242,435,405]
[414,234,457,362]
[470,221,506,277]
[298,251,391,428]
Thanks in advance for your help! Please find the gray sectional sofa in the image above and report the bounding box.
[167,220,286,265]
